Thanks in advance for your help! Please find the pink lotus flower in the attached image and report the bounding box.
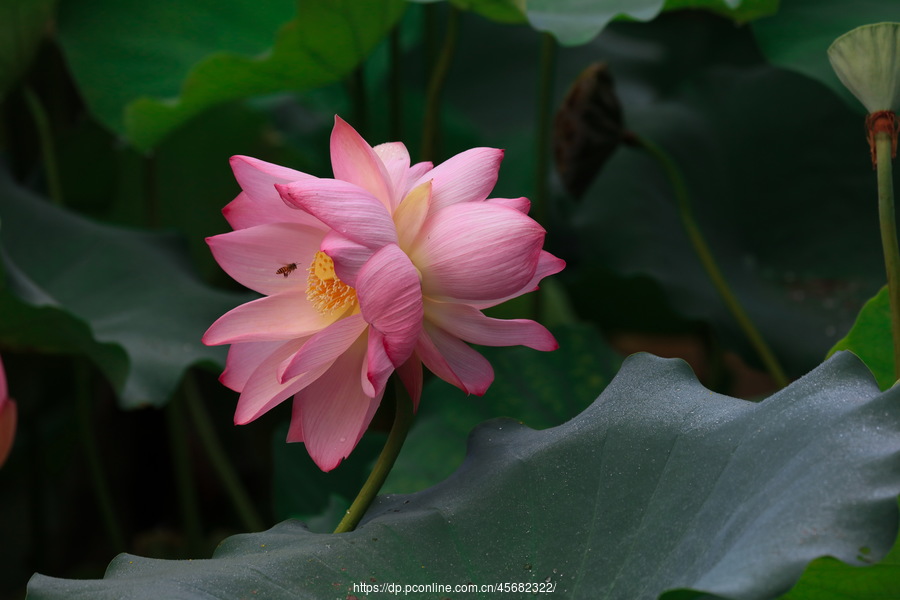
[203,116,564,471]
[0,355,16,468]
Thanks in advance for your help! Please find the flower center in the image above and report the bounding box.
[306,251,357,315]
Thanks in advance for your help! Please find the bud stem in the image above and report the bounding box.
[421,5,460,163]
[23,86,63,207]
[875,128,900,381]
[636,136,789,389]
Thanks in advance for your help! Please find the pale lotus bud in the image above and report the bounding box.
[828,23,900,165]
[828,22,900,113]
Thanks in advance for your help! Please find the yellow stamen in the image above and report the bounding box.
[306,251,357,315]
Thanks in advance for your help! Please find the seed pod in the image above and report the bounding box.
[553,62,626,200]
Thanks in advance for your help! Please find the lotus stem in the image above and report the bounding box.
[875,128,900,380]
[143,154,159,228]
[389,25,402,142]
[636,135,790,388]
[166,396,203,555]
[75,360,126,552]
[183,372,265,532]
[348,65,368,139]
[421,5,459,162]
[334,382,414,533]
[534,32,556,228]
[23,86,63,206]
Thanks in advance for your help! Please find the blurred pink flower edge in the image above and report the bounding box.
[203,116,565,471]
[0,355,17,468]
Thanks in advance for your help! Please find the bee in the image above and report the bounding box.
[275,263,298,278]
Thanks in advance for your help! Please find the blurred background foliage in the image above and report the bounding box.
[2,0,900,597]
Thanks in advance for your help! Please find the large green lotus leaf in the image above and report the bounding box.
[56,0,294,139]
[0,170,247,408]
[53,101,326,282]
[569,62,886,377]
[27,352,900,599]
[57,0,405,151]
[752,0,900,113]
[827,285,894,391]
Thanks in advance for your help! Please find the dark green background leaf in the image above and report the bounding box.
[406,12,874,374]
[0,0,55,100]
[408,0,777,46]
[57,0,295,140]
[523,0,776,45]
[452,0,526,24]
[663,0,778,24]
[752,0,900,113]
[568,58,886,376]
[53,101,325,282]
[28,352,900,599]
[57,0,406,150]
[0,170,247,407]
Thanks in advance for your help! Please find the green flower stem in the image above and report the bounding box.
[636,135,790,388]
[532,32,556,321]
[875,130,900,381]
[23,86,63,206]
[334,383,414,534]
[143,154,159,228]
[421,5,459,162]
[182,373,265,532]
[534,32,556,229]
[166,396,203,555]
[389,24,402,142]
[423,3,438,75]
[75,360,126,552]
[348,65,368,138]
